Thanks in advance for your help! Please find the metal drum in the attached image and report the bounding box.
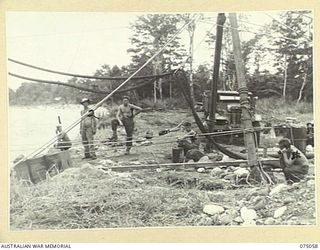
[274,126,307,153]
[290,127,307,153]
[172,147,183,163]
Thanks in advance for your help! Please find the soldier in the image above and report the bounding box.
[54,125,72,151]
[278,138,309,184]
[111,96,143,155]
[177,122,201,160]
[80,98,97,159]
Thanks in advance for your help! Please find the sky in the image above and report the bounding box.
[5,11,298,90]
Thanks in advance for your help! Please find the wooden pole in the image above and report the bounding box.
[229,13,258,168]
[208,13,226,133]
[106,159,279,172]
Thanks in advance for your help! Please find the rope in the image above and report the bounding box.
[11,126,273,157]
[8,58,172,80]
[8,126,294,147]
[11,128,255,150]
[13,16,197,165]
[9,72,159,95]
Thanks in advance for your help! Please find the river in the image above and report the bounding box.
[9,105,83,163]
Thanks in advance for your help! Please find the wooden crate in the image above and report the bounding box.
[13,150,72,184]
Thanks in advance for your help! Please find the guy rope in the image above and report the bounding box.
[8,72,163,95]
[8,58,172,80]
[11,16,200,166]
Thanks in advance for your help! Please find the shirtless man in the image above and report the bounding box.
[111,96,143,154]
[278,138,309,184]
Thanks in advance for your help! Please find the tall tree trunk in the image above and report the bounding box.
[283,54,288,100]
[153,71,157,103]
[159,77,163,100]
[153,58,161,103]
[297,71,308,103]
[188,20,196,104]
[169,74,173,99]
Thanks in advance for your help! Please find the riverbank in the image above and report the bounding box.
[10,109,316,229]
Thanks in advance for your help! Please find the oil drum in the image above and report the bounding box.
[290,127,307,153]
[172,147,183,163]
[274,126,307,153]
[229,106,241,126]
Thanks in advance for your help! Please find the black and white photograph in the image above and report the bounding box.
[7,10,315,230]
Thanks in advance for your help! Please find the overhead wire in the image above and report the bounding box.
[7,26,130,39]
[264,12,312,42]
[8,58,171,80]
[8,72,160,95]
[10,128,262,155]
[174,19,216,74]
[10,126,281,147]
[13,15,199,164]
[67,13,87,73]
[11,13,310,163]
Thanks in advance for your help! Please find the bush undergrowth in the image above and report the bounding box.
[255,97,313,124]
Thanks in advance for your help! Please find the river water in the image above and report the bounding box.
[9,105,83,163]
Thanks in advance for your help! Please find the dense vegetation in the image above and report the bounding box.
[9,11,313,106]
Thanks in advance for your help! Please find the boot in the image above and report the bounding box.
[82,154,91,160]
[110,130,118,142]
[124,147,131,155]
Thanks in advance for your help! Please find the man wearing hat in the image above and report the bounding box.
[80,98,97,159]
[278,138,309,184]
[111,95,143,154]
[177,121,200,155]
[54,124,72,151]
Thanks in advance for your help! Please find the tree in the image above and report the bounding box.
[269,10,313,102]
[127,14,187,99]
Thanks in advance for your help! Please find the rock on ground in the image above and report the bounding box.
[274,206,287,218]
[240,206,258,222]
[198,156,211,163]
[219,213,233,225]
[269,184,288,196]
[197,167,206,173]
[234,216,244,223]
[234,168,249,177]
[211,167,224,177]
[264,217,277,225]
[203,204,225,215]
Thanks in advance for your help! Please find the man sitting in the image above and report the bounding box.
[177,122,200,154]
[54,125,72,151]
[278,138,309,184]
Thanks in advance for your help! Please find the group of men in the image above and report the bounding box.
[79,95,142,159]
[54,95,310,185]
